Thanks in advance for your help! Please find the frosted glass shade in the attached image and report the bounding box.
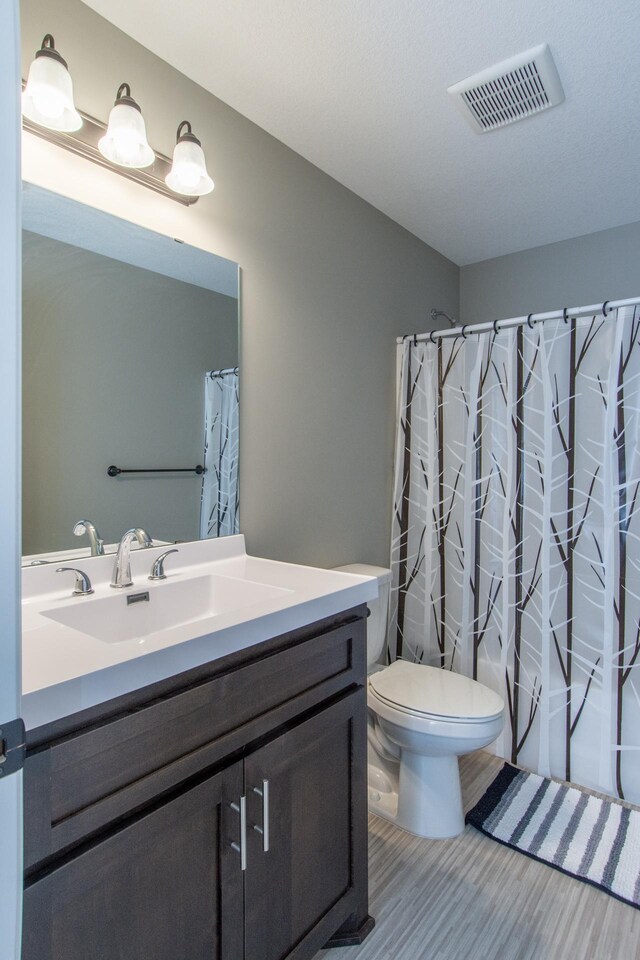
[166,138,214,197]
[22,49,82,132]
[98,101,154,169]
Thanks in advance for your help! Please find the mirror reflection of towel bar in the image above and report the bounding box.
[107,465,205,477]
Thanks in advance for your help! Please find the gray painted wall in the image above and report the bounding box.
[21,0,459,568]
[22,231,238,554]
[460,220,640,324]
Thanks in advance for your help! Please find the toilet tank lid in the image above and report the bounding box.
[333,563,392,584]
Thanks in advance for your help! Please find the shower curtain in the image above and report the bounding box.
[390,306,640,805]
[199,368,240,539]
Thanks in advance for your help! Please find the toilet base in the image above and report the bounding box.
[368,753,465,839]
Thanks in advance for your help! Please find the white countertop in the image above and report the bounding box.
[22,539,169,567]
[21,536,378,731]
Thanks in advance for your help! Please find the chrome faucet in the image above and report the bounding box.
[111,528,153,589]
[57,566,94,596]
[73,519,105,557]
[149,548,179,581]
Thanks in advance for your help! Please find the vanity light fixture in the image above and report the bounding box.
[22,34,82,132]
[165,121,214,197]
[98,83,155,169]
[22,34,202,206]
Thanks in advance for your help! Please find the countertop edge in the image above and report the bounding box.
[22,579,377,732]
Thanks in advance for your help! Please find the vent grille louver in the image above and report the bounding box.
[448,44,564,133]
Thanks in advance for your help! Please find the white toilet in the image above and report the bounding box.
[335,564,504,840]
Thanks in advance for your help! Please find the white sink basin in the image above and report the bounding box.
[41,573,292,644]
[22,535,379,730]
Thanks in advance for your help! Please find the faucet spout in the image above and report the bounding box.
[73,519,105,557]
[111,528,152,588]
[133,527,153,548]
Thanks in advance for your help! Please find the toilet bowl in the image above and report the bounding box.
[334,564,505,840]
[368,660,503,838]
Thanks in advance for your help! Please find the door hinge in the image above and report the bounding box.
[0,718,26,778]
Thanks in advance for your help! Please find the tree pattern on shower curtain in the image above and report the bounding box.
[389,307,640,803]
[199,368,240,539]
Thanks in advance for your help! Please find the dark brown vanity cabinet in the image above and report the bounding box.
[22,763,245,960]
[21,609,372,960]
[244,691,365,960]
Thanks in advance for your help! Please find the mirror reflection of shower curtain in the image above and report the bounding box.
[199,368,239,538]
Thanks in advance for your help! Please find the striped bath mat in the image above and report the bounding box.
[466,764,640,910]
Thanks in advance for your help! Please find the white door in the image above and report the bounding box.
[0,1,24,959]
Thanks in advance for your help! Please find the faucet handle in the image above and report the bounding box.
[149,549,179,581]
[56,567,94,596]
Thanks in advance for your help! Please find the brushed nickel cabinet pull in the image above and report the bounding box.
[252,780,270,852]
[230,796,247,871]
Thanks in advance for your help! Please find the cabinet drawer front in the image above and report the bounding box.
[25,616,365,867]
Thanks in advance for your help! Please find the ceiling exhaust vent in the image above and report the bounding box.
[448,44,564,133]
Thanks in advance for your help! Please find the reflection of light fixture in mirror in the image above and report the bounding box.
[98,83,155,169]
[166,121,214,197]
[22,34,82,132]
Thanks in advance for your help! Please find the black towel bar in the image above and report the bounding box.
[107,464,205,477]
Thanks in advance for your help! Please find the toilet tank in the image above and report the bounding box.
[333,564,391,668]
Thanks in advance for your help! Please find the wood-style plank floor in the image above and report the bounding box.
[321,752,640,960]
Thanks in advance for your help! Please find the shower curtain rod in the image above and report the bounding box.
[397,295,640,344]
[207,366,239,379]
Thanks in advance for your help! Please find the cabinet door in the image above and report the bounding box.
[244,688,367,960]
[22,763,244,960]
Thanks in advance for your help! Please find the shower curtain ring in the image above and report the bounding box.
[429,330,437,344]
[493,319,500,335]
[602,300,611,316]
[563,307,569,323]
[527,313,535,329]
[461,325,469,339]
[413,334,418,347]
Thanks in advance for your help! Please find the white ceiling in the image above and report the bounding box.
[82,0,640,265]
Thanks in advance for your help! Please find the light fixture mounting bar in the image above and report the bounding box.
[22,96,198,207]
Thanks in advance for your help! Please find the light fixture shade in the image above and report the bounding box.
[98,84,154,169]
[166,121,214,197]
[22,35,82,132]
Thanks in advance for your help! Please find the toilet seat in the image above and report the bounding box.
[368,660,503,724]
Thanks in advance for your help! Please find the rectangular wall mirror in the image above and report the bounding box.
[22,183,240,564]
